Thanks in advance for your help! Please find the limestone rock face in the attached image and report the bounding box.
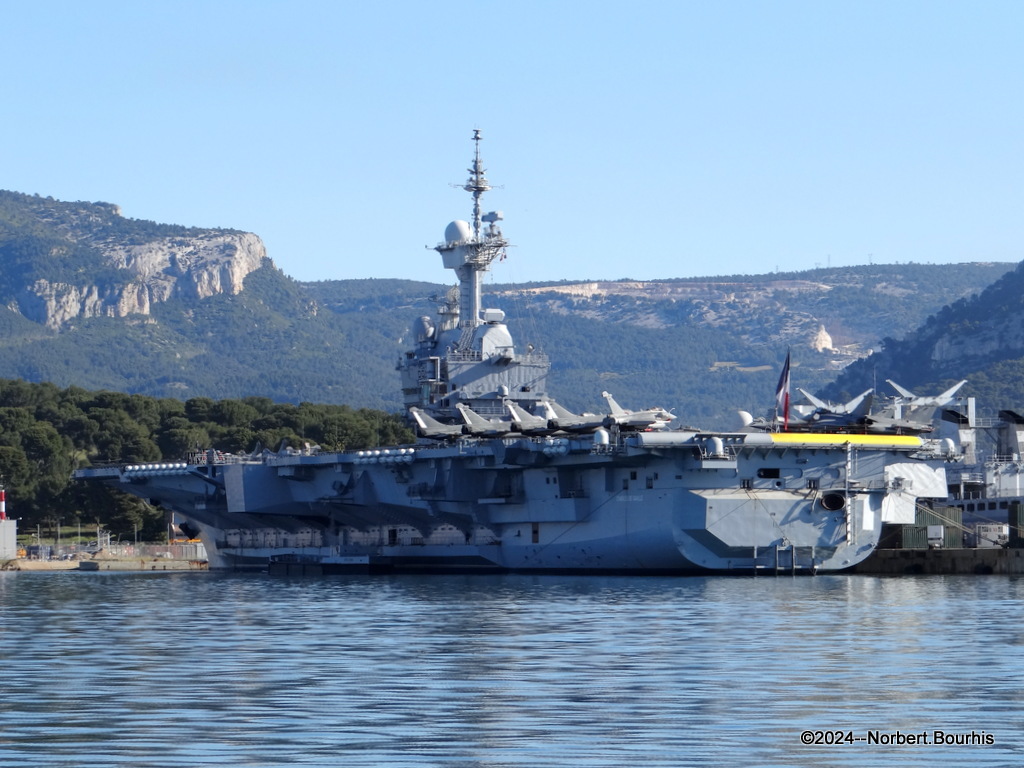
[930,320,1024,365]
[809,324,835,353]
[16,232,267,330]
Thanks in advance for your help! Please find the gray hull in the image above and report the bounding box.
[78,431,948,574]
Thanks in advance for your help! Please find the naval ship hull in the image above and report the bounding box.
[77,430,949,574]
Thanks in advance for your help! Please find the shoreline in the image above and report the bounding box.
[2,558,208,572]
[7,548,1024,575]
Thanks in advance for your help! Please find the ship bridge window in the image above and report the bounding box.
[757,468,781,479]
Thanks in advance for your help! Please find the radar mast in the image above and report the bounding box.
[435,129,508,349]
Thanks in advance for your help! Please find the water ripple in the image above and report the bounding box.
[1,571,1022,767]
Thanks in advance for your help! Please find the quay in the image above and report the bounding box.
[2,557,208,572]
[854,547,1024,575]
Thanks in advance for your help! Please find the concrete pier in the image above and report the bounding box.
[3,558,207,571]
[854,547,1024,575]
[78,558,208,571]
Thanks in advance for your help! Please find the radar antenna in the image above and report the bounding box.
[435,129,508,349]
[465,128,490,240]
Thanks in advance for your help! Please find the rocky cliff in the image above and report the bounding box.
[17,232,267,330]
[1,192,267,330]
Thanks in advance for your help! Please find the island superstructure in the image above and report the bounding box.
[75,132,954,574]
[398,129,550,422]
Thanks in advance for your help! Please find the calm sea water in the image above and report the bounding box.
[1,571,1022,768]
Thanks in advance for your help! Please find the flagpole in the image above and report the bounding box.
[775,349,791,433]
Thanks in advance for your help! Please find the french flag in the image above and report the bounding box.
[775,350,791,431]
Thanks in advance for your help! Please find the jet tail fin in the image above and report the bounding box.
[601,391,627,416]
[886,379,915,398]
[938,380,968,402]
[545,399,578,421]
[798,388,830,411]
[410,407,459,435]
[847,389,874,417]
[506,401,531,420]
[456,404,493,429]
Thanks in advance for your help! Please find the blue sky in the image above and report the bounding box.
[2,1,1022,285]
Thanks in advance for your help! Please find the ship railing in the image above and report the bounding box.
[445,350,483,362]
[950,490,987,500]
[836,478,890,491]
[988,455,1021,465]
[443,350,549,364]
[184,451,259,466]
[78,460,133,469]
[470,402,506,418]
[81,453,255,470]
[592,442,628,455]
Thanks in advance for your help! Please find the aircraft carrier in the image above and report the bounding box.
[74,132,955,574]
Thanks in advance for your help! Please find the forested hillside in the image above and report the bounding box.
[0,378,412,540]
[827,260,1024,411]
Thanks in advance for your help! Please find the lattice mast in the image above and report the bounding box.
[435,129,507,349]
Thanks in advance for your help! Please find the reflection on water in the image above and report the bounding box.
[1,572,1022,767]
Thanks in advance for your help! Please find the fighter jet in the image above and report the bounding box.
[601,391,674,430]
[740,389,876,432]
[887,379,967,408]
[455,403,514,437]
[796,388,874,420]
[537,399,608,433]
[857,411,935,434]
[506,401,555,435]
[409,407,464,440]
[856,380,969,433]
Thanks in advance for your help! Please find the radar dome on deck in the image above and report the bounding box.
[445,220,473,244]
